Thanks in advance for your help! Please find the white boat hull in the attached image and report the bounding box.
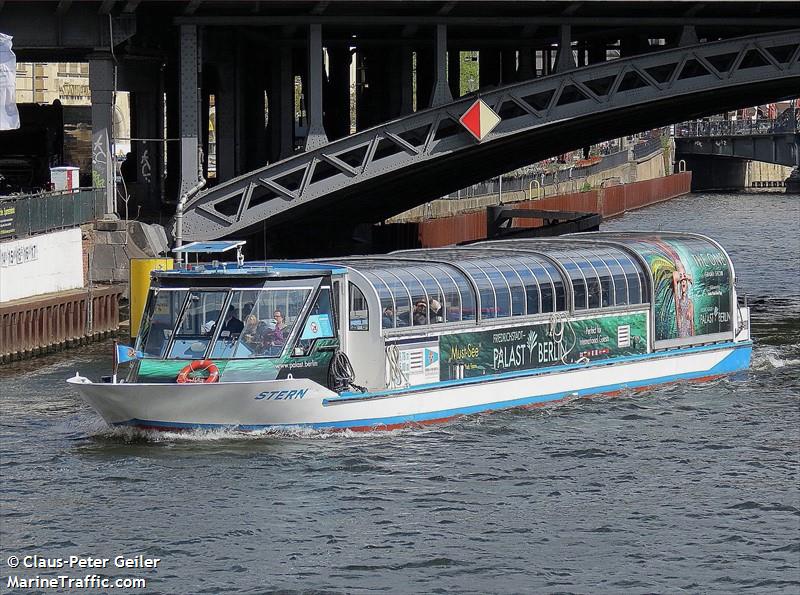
[68,342,751,432]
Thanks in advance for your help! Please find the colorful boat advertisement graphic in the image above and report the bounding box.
[625,237,732,341]
[439,312,648,380]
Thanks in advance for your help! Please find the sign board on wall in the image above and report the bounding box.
[0,228,83,302]
[0,204,15,238]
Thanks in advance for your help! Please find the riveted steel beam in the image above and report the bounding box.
[181,30,800,240]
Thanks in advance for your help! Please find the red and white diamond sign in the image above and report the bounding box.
[459,98,501,141]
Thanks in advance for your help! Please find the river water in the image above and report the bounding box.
[1,191,798,594]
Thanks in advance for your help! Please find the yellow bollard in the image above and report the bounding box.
[129,258,173,338]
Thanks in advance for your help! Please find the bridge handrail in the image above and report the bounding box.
[675,111,799,138]
[0,188,106,241]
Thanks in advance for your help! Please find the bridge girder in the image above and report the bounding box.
[675,134,799,167]
[181,29,800,241]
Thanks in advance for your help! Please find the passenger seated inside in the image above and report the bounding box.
[241,314,259,350]
[382,306,395,328]
[272,309,287,333]
[252,317,286,356]
[222,306,244,334]
[413,301,428,326]
[429,298,444,323]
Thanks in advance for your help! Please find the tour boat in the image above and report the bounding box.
[68,232,752,432]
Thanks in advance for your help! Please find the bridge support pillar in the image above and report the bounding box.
[214,34,239,181]
[304,24,328,151]
[539,48,553,75]
[324,47,351,140]
[430,24,453,107]
[502,49,517,83]
[240,45,269,173]
[448,47,461,99]
[89,52,115,215]
[178,24,201,196]
[399,45,414,115]
[128,90,163,212]
[518,48,534,80]
[587,42,606,65]
[786,168,800,193]
[554,25,576,72]
[678,26,699,47]
[787,136,800,192]
[269,46,294,161]
[620,34,647,58]
[479,48,501,88]
[357,47,408,129]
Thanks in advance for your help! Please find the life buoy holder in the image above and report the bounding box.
[176,360,220,384]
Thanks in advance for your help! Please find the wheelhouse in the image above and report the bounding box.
[131,263,344,384]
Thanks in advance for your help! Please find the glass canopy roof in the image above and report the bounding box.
[319,234,676,328]
[315,232,733,330]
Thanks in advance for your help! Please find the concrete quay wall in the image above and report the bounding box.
[745,161,794,188]
[0,284,123,363]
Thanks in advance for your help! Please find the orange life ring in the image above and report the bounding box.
[176,360,220,384]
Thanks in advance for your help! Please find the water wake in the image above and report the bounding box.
[751,346,800,371]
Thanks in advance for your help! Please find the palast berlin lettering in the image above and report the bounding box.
[439,313,648,381]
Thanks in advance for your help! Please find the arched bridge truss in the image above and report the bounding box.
[183,30,800,241]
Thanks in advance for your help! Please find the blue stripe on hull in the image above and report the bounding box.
[115,342,752,432]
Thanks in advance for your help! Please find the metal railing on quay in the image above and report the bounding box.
[632,137,664,161]
[0,188,106,241]
[442,148,635,200]
[674,112,799,138]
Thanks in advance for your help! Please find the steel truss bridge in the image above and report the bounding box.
[674,110,799,168]
[182,30,800,242]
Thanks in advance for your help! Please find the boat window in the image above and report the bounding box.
[542,262,567,312]
[379,270,412,328]
[408,266,446,324]
[363,272,395,329]
[586,253,613,308]
[348,283,369,331]
[495,261,526,316]
[559,256,587,310]
[427,264,462,323]
[394,269,428,326]
[297,286,336,355]
[136,289,188,358]
[478,262,512,318]
[506,258,538,315]
[603,252,629,306]
[167,290,228,359]
[209,287,313,358]
[574,256,601,309]
[522,258,551,313]
[619,257,643,304]
[462,262,495,319]
[447,265,476,321]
